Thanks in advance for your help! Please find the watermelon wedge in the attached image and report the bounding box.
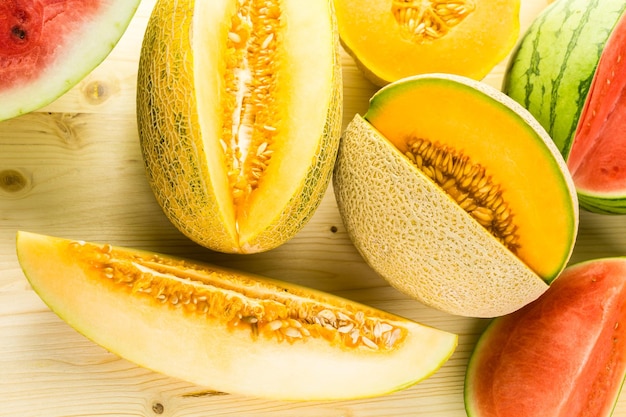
[465,257,626,417]
[0,0,140,121]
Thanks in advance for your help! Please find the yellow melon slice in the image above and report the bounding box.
[136,0,342,254]
[17,231,458,401]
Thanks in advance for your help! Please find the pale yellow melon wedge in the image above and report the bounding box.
[17,231,457,401]
[334,115,553,318]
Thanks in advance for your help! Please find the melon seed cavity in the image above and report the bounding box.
[222,0,282,208]
[69,240,407,351]
[391,0,476,43]
[404,137,521,253]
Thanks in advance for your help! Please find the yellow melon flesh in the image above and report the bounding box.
[137,0,342,254]
[335,0,520,86]
[17,231,457,400]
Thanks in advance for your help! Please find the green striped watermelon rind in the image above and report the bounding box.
[503,0,626,214]
[578,193,626,215]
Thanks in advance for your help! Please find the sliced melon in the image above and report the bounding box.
[465,258,626,417]
[334,0,521,86]
[137,0,342,254]
[333,74,579,318]
[0,0,140,121]
[16,231,457,401]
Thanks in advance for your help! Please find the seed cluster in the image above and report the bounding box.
[404,137,521,253]
[222,0,282,208]
[69,241,406,351]
[391,0,475,42]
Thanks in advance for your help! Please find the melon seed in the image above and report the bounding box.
[69,241,406,351]
[391,0,476,43]
[222,0,283,208]
[405,137,521,253]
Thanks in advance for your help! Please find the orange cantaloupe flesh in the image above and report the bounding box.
[334,0,520,85]
[365,76,577,281]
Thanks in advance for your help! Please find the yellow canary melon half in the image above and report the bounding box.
[334,0,520,86]
[136,0,342,254]
[333,74,579,318]
[16,231,457,401]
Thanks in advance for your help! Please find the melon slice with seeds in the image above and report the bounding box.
[333,74,578,318]
[17,231,458,400]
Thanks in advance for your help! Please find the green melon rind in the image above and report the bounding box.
[0,1,140,121]
[503,0,626,159]
[578,193,626,214]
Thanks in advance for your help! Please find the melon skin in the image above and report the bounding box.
[503,0,626,214]
[465,257,626,417]
[137,0,343,254]
[16,231,458,401]
[0,0,140,121]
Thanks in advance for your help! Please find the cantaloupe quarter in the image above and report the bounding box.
[333,74,579,318]
[334,0,520,86]
[465,257,626,417]
[16,231,457,401]
[366,74,578,281]
[0,0,140,121]
[137,0,342,254]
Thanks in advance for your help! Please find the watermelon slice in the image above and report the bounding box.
[567,13,626,213]
[503,0,626,213]
[0,0,140,121]
[465,257,626,417]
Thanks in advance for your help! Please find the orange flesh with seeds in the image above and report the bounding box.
[334,0,520,85]
[365,77,577,281]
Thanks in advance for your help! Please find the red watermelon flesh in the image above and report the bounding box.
[0,0,139,121]
[465,258,626,417]
[567,13,626,196]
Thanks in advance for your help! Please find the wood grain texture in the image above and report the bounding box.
[1,0,625,416]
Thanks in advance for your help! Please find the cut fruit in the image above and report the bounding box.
[334,0,520,86]
[503,0,626,213]
[333,74,578,318]
[17,231,458,401]
[465,257,626,417]
[0,0,140,121]
[137,0,343,254]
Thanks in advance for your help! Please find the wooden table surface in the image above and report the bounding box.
[2,1,626,416]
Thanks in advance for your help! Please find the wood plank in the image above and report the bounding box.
[2,0,626,416]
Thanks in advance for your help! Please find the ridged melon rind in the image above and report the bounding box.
[333,114,550,318]
[136,0,342,254]
[17,231,457,401]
